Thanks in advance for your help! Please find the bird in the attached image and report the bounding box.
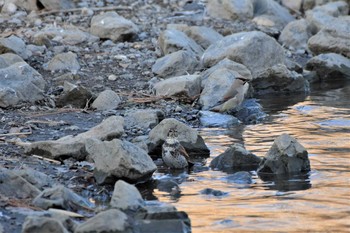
[162,128,192,169]
[210,76,250,112]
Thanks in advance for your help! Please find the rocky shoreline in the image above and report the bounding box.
[0,0,349,232]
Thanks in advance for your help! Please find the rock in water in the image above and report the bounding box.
[257,134,310,174]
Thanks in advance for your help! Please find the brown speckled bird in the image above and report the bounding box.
[162,128,191,169]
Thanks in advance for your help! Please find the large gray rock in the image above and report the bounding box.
[110,180,145,211]
[0,53,24,68]
[206,0,254,20]
[124,109,164,130]
[199,110,240,128]
[91,90,121,111]
[75,209,131,233]
[257,134,311,174]
[148,118,210,157]
[167,25,223,49]
[253,0,295,31]
[308,17,350,58]
[153,74,201,102]
[33,26,99,46]
[158,29,204,56]
[0,35,30,59]
[46,52,80,73]
[199,68,249,110]
[152,50,199,78]
[24,116,124,160]
[252,64,309,95]
[0,168,40,199]
[201,31,286,78]
[90,12,138,42]
[279,19,313,51]
[22,216,69,233]
[0,61,46,108]
[33,185,93,210]
[86,138,157,184]
[200,58,252,88]
[210,144,261,171]
[305,53,350,80]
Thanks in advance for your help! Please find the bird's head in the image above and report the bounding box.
[167,127,178,138]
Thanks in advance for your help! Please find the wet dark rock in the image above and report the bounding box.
[210,143,261,171]
[110,180,145,211]
[235,99,267,124]
[153,74,201,102]
[158,29,204,56]
[90,12,138,42]
[167,24,223,49]
[147,118,210,157]
[86,138,156,184]
[226,171,253,184]
[32,185,93,210]
[152,50,199,78]
[206,0,254,20]
[201,31,286,78]
[199,111,240,127]
[0,35,30,59]
[0,168,40,199]
[124,109,164,130]
[156,178,180,193]
[56,83,93,108]
[252,64,309,95]
[24,116,124,160]
[305,53,350,81]
[200,188,228,197]
[91,90,121,111]
[279,19,313,51]
[22,216,69,233]
[258,172,312,191]
[0,60,46,108]
[46,52,80,73]
[257,134,311,175]
[253,0,295,31]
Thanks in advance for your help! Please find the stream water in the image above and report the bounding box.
[152,81,350,232]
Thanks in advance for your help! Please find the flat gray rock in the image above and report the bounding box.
[46,52,80,72]
[201,31,286,78]
[152,50,199,78]
[22,216,69,233]
[153,74,201,101]
[206,0,254,20]
[158,29,204,56]
[86,138,156,184]
[0,35,30,59]
[91,90,121,111]
[279,19,313,51]
[199,111,240,128]
[124,109,164,130]
[90,12,138,42]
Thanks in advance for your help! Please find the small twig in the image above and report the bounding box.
[38,5,132,16]
[32,155,62,164]
[0,127,32,137]
[24,108,83,118]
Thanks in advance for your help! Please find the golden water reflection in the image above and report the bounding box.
[154,85,350,232]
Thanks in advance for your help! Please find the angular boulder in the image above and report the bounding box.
[0,35,30,59]
[75,209,131,233]
[91,89,121,111]
[90,12,138,42]
[279,19,313,51]
[251,64,309,95]
[158,29,204,56]
[257,134,311,174]
[201,31,286,78]
[148,118,210,157]
[0,61,46,107]
[86,138,157,184]
[305,53,350,81]
[22,216,69,233]
[210,144,261,171]
[206,0,254,20]
[110,180,145,211]
[153,74,201,102]
[46,52,80,73]
[24,116,124,160]
[152,50,199,78]
[124,109,164,130]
